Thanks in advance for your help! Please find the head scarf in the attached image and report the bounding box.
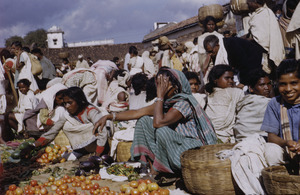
[159,67,217,145]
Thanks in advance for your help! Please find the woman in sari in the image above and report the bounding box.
[31,87,108,159]
[93,67,217,175]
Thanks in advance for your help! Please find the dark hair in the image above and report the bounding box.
[193,37,198,45]
[31,48,43,55]
[276,59,300,80]
[203,16,218,32]
[286,0,299,10]
[184,71,201,84]
[129,46,138,56]
[132,73,148,95]
[63,87,90,113]
[156,67,182,93]
[0,49,13,62]
[63,58,69,64]
[205,65,233,94]
[203,35,219,51]
[248,68,269,88]
[112,57,119,63]
[22,47,30,53]
[146,77,157,102]
[17,78,31,87]
[112,69,127,80]
[53,89,66,108]
[11,41,22,48]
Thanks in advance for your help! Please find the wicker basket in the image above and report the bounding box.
[262,166,300,194]
[116,141,132,162]
[54,130,70,147]
[181,143,241,195]
[198,4,224,24]
[230,0,249,15]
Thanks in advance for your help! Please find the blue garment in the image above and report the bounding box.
[261,96,300,141]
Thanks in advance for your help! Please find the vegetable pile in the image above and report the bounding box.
[36,144,68,164]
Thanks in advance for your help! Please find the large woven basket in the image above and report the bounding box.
[198,4,224,24]
[262,166,300,194]
[116,141,132,162]
[181,143,241,195]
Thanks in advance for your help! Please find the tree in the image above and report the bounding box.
[5,36,24,47]
[24,29,47,48]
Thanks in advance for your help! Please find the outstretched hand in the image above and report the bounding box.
[93,115,108,136]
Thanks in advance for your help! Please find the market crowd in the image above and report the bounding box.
[0,0,300,193]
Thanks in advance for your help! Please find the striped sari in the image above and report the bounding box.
[130,68,217,173]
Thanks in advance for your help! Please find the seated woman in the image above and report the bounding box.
[23,83,67,138]
[4,79,39,140]
[101,69,131,112]
[234,69,273,142]
[93,67,217,176]
[205,65,244,143]
[261,59,300,160]
[31,87,108,159]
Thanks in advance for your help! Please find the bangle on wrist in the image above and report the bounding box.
[112,112,116,121]
[155,97,164,103]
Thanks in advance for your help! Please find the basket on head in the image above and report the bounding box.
[116,141,132,162]
[230,0,249,15]
[198,4,224,24]
[181,143,241,195]
[262,166,300,194]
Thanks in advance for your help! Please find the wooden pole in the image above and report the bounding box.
[2,57,18,105]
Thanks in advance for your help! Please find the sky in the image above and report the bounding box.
[0,0,229,47]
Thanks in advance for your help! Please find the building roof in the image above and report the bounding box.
[143,16,199,43]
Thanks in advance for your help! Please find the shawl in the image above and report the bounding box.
[161,67,217,145]
[248,4,285,66]
[286,2,300,60]
[142,51,156,77]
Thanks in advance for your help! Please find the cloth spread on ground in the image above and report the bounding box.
[234,94,270,142]
[248,4,285,66]
[206,87,244,143]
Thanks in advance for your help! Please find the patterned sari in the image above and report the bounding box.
[131,68,217,173]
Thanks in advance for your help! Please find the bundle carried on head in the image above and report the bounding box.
[198,4,224,28]
[158,36,171,50]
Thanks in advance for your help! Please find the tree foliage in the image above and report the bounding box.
[5,36,24,47]
[24,29,47,48]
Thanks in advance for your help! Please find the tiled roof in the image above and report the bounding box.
[143,16,199,42]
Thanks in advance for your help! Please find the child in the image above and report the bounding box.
[6,79,38,140]
[234,69,273,142]
[261,59,300,157]
[205,65,244,143]
[31,87,108,159]
[184,71,206,108]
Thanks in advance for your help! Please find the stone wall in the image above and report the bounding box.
[41,42,144,66]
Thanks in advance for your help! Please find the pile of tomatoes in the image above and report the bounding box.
[6,176,170,195]
[36,144,68,164]
[120,180,169,195]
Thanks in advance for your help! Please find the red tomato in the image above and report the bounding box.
[8,184,17,191]
[30,180,38,187]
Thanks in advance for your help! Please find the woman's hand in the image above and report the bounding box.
[156,74,170,99]
[93,115,108,136]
